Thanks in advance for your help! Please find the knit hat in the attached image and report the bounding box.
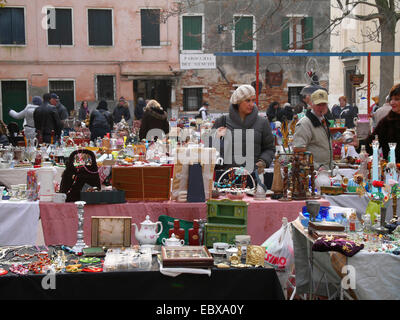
[50,93,59,99]
[230,85,256,105]
[97,100,108,110]
[311,89,329,105]
[32,96,43,106]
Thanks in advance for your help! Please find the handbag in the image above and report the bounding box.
[59,149,101,202]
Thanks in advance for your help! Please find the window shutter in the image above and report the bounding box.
[281,17,289,50]
[234,16,253,51]
[48,9,72,45]
[0,8,25,45]
[141,9,160,46]
[304,17,313,50]
[11,8,25,44]
[88,9,112,46]
[183,16,202,51]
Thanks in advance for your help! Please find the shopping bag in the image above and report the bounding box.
[261,218,294,271]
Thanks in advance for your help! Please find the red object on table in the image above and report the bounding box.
[188,219,200,245]
[169,219,185,241]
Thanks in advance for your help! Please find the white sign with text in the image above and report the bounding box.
[180,54,216,70]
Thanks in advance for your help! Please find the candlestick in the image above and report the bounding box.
[72,201,88,253]
[389,143,397,182]
[372,137,379,193]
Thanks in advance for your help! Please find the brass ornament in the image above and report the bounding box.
[245,245,265,266]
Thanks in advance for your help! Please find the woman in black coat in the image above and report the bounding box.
[138,100,169,141]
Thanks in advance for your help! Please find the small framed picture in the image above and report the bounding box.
[91,216,132,247]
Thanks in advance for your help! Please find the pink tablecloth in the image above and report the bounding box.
[39,196,330,246]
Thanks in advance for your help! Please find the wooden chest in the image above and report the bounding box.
[112,166,172,201]
[204,223,247,247]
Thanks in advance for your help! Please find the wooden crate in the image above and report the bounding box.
[204,223,247,247]
[206,199,248,225]
[112,166,171,201]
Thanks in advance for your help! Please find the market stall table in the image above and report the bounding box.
[0,247,284,300]
[0,167,65,189]
[291,218,400,300]
[39,196,330,246]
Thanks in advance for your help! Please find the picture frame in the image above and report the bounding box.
[91,216,132,247]
[161,246,214,268]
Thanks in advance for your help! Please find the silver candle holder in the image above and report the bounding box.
[72,201,88,253]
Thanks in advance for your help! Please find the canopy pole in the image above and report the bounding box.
[256,52,260,106]
[368,52,371,116]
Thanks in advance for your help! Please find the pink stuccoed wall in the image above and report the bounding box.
[0,0,180,108]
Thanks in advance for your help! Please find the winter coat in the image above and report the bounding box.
[292,109,333,170]
[9,104,39,139]
[134,100,146,120]
[113,103,131,123]
[331,104,358,128]
[139,106,170,141]
[78,105,90,121]
[365,110,400,161]
[33,102,63,143]
[0,134,9,146]
[373,103,391,127]
[56,103,69,121]
[212,104,275,172]
[89,104,113,141]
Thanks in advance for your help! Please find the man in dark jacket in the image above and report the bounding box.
[113,97,131,123]
[89,100,113,141]
[50,93,69,121]
[331,96,358,128]
[134,97,146,120]
[33,93,63,144]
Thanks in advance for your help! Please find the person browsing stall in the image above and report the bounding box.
[212,84,275,174]
[292,89,333,170]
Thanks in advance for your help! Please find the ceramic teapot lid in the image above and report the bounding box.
[141,215,156,225]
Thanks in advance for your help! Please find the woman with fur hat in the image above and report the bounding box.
[89,100,113,141]
[139,99,170,141]
[8,96,42,140]
[211,84,275,174]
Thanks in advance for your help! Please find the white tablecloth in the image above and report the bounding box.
[0,167,65,189]
[0,200,40,245]
[324,194,396,221]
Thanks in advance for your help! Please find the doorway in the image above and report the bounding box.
[1,80,27,130]
[133,79,171,111]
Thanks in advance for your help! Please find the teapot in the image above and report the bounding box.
[162,233,185,247]
[133,215,163,245]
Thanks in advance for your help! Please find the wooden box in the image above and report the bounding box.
[308,221,345,232]
[204,223,247,248]
[112,166,172,201]
[206,199,248,225]
[91,216,132,247]
[161,246,214,268]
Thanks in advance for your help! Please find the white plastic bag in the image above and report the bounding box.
[261,217,294,271]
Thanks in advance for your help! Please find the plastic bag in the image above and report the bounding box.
[261,217,294,271]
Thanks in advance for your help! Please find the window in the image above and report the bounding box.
[282,16,313,50]
[96,75,115,101]
[183,88,202,111]
[288,86,304,106]
[182,15,202,51]
[88,9,113,46]
[0,7,25,45]
[47,8,73,46]
[49,80,75,113]
[141,9,160,47]
[233,15,254,51]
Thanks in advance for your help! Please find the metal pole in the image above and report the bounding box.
[256,52,260,106]
[367,52,371,116]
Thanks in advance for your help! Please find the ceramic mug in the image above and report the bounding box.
[53,193,67,203]
[213,242,231,253]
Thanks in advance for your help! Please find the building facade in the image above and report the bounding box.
[0,0,180,127]
[175,0,331,117]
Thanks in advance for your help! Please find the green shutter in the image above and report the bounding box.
[281,17,289,50]
[183,16,202,50]
[304,17,313,50]
[234,16,253,51]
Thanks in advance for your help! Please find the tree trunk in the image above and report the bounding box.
[377,3,397,105]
